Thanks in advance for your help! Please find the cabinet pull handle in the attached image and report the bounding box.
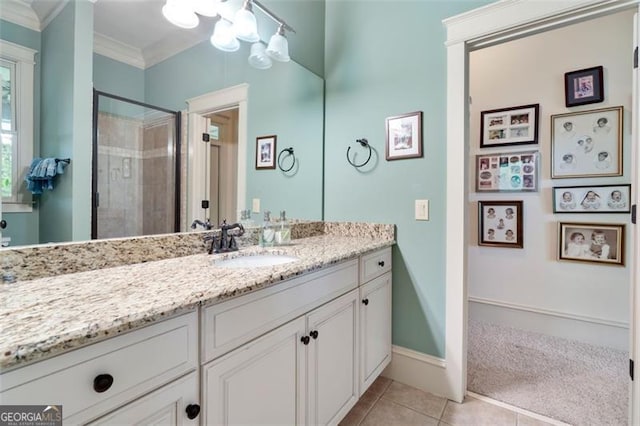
[378,260,385,267]
[185,404,201,420]
[301,335,310,345]
[362,298,369,306]
[93,373,114,393]
[310,330,319,339]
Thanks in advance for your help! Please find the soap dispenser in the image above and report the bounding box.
[260,210,275,247]
[275,210,291,245]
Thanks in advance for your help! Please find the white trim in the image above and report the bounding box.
[93,33,145,70]
[469,296,629,329]
[466,391,572,426]
[382,345,450,399]
[0,40,37,63]
[0,0,40,32]
[39,0,67,31]
[443,0,639,406]
[143,35,208,70]
[186,84,248,226]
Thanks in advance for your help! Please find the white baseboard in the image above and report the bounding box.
[469,297,629,351]
[382,345,456,401]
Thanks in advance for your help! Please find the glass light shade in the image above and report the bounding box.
[248,42,272,69]
[193,0,219,17]
[162,0,199,29]
[211,19,240,52]
[266,32,290,62]
[233,8,260,42]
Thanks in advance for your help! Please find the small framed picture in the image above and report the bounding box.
[553,184,631,213]
[385,111,423,160]
[475,150,539,192]
[256,135,277,169]
[564,66,604,107]
[478,200,523,249]
[551,106,623,178]
[480,104,539,148]
[558,222,625,266]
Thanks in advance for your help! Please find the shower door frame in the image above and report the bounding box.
[91,89,182,239]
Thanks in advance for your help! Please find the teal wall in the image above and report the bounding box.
[0,19,41,246]
[39,1,93,243]
[145,40,324,220]
[324,0,490,357]
[93,54,144,102]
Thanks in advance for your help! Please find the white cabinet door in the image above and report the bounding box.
[359,272,392,394]
[306,289,359,426]
[88,372,200,425]
[202,317,307,425]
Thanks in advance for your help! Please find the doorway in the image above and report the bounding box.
[91,90,181,239]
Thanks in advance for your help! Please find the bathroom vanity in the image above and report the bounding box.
[0,223,393,425]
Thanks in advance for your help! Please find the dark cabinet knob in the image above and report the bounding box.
[310,330,319,339]
[301,335,310,345]
[378,260,385,267]
[362,298,369,306]
[185,404,201,420]
[93,373,114,393]
[0,220,6,229]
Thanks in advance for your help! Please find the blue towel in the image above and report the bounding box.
[25,157,70,194]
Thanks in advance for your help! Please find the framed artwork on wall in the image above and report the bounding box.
[478,200,523,249]
[564,66,604,107]
[550,106,623,178]
[480,104,539,148]
[475,150,539,192]
[256,135,277,169]
[385,111,423,160]
[552,184,631,213]
[558,222,625,266]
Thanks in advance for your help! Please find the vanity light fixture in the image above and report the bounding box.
[161,0,295,70]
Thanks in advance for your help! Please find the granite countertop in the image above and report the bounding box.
[0,234,394,371]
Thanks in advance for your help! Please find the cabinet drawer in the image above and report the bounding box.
[0,311,198,424]
[360,247,392,284]
[202,259,358,363]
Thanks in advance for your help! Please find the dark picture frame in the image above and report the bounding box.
[558,222,625,266]
[480,104,539,148]
[564,66,604,107]
[550,106,622,178]
[552,184,631,213]
[385,111,423,160]
[478,200,524,249]
[475,150,539,192]
[255,135,277,169]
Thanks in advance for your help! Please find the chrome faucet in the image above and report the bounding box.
[206,220,245,254]
[191,219,213,230]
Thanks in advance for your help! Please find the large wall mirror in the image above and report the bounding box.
[0,0,325,247]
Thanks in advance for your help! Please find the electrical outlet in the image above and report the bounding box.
[252,198,260,213]
[415,200,429,221]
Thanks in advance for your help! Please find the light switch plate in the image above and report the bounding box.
[252,198,260,213]
[415,200,429,221]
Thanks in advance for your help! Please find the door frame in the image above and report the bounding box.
[186,84,248,227]
[443,0,639,407]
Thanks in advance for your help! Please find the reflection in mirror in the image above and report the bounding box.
[93,91,181,239]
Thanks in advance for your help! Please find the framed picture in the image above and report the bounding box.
[558,222,625,266]
[550,106,623,178]
[385,111,423,160]
[553,184,631,213]
[480,104,539,148]
[564,66,604,107]
[475,150,539,192]
[256,135,277,169]
[478,200,523,248]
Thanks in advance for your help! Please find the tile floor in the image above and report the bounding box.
[340,377,558,426]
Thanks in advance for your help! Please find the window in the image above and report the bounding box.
[0,40,36,212]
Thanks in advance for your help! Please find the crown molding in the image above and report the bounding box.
[0,0,41,31]
[39,0,68,31]
[94,32,145,69]
[143,34,209,69]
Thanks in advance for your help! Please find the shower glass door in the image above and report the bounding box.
[92,90,180,239]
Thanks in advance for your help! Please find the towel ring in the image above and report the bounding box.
[346,138,372,168]
[278,147,296,172]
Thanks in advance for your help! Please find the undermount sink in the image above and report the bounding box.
[213,253,300,268]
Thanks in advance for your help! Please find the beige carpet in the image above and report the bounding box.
[467,320,628,426]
